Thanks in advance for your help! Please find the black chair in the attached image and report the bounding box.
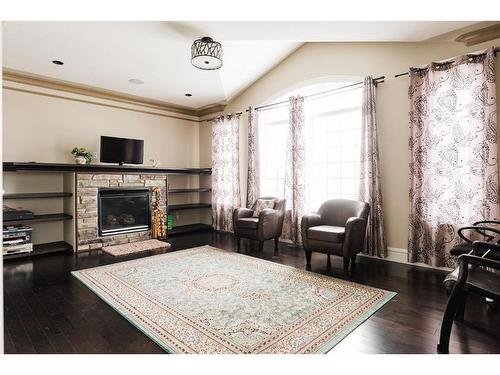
[437,241,500,354]
[452,220,500,255]
[443,222,500,293]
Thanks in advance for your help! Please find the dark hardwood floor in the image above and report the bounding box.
[3,232,500,354]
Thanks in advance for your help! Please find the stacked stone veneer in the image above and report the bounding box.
[76,173,167,252]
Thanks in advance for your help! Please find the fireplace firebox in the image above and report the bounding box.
[98,188,151,236]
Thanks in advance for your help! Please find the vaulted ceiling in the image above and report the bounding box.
[2,21,477,110]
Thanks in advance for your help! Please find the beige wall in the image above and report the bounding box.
[2,87,201,167]
[200,39,500,252]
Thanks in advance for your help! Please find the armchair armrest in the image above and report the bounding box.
[343,216,367,257]
[233,208,254,234]
[233,207,254,219]
[301,213,322,250]
[258,208,280,239]
[301,213,322,230]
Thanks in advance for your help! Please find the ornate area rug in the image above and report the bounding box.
[72,246,395,353]
[101,239,170,257]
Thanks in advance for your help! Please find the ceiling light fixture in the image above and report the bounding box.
[128,78,144,85]
[52,60,64,65]
[191,37,223,70]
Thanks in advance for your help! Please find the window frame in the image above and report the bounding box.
[257,78,363,210]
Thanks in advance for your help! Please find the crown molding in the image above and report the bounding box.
[2,68,201,117]
[196,103,226,117]
[455,23,500,46]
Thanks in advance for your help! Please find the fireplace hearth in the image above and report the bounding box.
[98,188,151,236]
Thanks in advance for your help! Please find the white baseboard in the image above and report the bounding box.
[386,246,408,263]
[279,236,452,272]
[358,247,452,272]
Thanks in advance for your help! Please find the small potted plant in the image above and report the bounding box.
[71,147,93,164]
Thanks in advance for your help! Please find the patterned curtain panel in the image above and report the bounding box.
[360,76,387,257]
[246,107,260,207]
[283,96,306,243]
[211,113,242,232]
[408,47,499,268]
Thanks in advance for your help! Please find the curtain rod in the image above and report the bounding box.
[247,76,385,112]
[394,46,499,78]
[202,76,384,122]
[203,112,242,122]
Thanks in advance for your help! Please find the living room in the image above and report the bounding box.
[1,0,500,372]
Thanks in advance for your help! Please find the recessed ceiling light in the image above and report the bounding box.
[128,78,144,85]
[52,60,64,65]
[185,93,192,97]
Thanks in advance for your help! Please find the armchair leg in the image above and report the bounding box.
[236,237,241,253]
[258,241,264,252]
[351,254,357,269]
[438,287,465,354]
[305,250,312,269]
[273,238,279,257]
[343,256,350,272]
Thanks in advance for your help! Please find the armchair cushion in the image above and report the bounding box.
[252,199,276,217]
[236,217,259,229]
[307,225,345,243]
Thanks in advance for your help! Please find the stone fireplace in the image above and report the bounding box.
[76,173,167,252]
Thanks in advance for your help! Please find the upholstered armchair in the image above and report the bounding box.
[301,199,370,271]
[233,197,286,256]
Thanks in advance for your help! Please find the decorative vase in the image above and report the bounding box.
[75,156,86,164]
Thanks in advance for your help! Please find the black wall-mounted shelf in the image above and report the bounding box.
[3,192,73,199]
[168,188,211,194]
[3,241,73,261]
[3,162,212,175]
[169,203,211,211]
[168,223,213,236]
[3,213,73,226]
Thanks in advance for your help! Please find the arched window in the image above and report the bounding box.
[258,78,363,211]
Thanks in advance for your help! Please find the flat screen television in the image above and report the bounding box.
[100,136,144,165]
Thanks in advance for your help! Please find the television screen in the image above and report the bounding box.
[100,136,144,165]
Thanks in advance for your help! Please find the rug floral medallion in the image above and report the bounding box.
[72,246,396,354]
